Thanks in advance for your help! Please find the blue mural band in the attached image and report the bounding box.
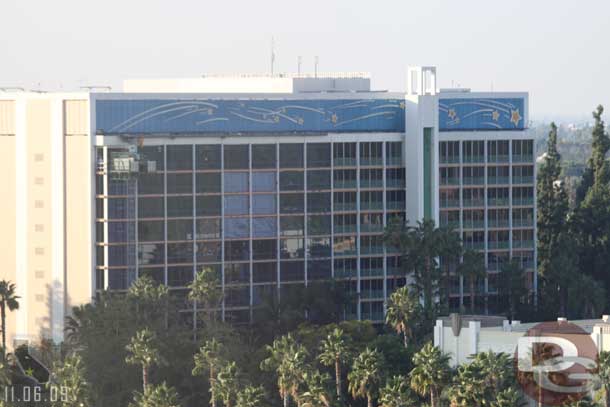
[439,98,525,131]
[95,99,406,134]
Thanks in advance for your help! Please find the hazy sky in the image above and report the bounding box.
[2,0,609,120]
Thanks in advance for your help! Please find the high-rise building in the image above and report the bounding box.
[0,67,535,347]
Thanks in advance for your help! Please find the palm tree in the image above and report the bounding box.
[491,387,526,407]
[378,375,416,407]
[236,385,265,407]
[213,361,239,407]
[469,351,513,394]
[598,350,610,407]
[193,338,225,407]
[456,250,486,314]
[188,268,223,323]
[300,370,332,407]
[348,348,384,407]
[125,328,162,391]
[318,328,349,399]
[409,343,451,407]
[49,354,92,406]
[498,260,527,320]
[385,286,420,349]
[129,382,180,407]
[446,362,486,406]
[260,334,308,407]
[0,280,19,360]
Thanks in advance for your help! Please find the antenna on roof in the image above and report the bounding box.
[314,56,319,78]
[270,36,276,76]
[297,56,302,76]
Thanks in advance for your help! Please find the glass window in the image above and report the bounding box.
[224,172,249,193]
[167,242,193,264]
[280,261,304,282]
[307,215,331,236]
[139,267,165,284]
[138,221,164,242]
[196,145,221,169]
[252,172,276,192]
[386,142,403,165]
[167,145,193,170]
[280,193,304,214]
[280,216,304,236]
[167,219,193,241]
[196,173,221,193]
[280,171,304,191]
[253,217,277,238]
[280,144,304,168]
[138,173,164,195]
[224,195,249,215]
[333,236,356,256]
[253,262,277,283]
[307,143,331,168]
[253,239,277,260]
[307,237,331,258]
[108,178,128,196]
[139,197,164,219]
[108,221,134,243]
[308,260,331,281]
[108,198,129,219]
[197,196,221,216]
[307,192,331,213]
[280,238,304,259]
[138,243,165,265]
[167,196,193,217]
[140,146,164,171]
[253,194,276,215]
[307,170,331,190]
[252,144,276,169]
[225,217,250,238]
[168,266,193,287]
[167,173,193,194]
[196,218,221,240]
[224,145,249,169]
[107,245,127,267]
[196,242,221,262]
[333,142,357,165]
[225,263,250,284]
[225,240,249,261]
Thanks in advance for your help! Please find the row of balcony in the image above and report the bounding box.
[441,176,534,186]
[463,240,535,250]
[440,198,534,208]
[440,154,534,164]
[333,157,403,167]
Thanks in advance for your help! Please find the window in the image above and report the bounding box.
[280,171,304,191]
[308,260,331,281]
[139,267,164,284]
[139,243,165,265]
[361,213,383,231]
[224,172,249,193]
[196,173,221,193]
[360,191,383,211]
[334,169,357,189]
[386,190,405,210]
[196,145,221,169]
[253,239,277,260]
[196,218,221,240]
[488,140,509,162]
[253,262,277,283]
[108,246,127,267]
[386,168,405,188]
[252,172,276,192]
[360,142,383,165]
[280,193,304,214]
[167,219,193,241]
[167,145,193,170]
[280,144,304,168]
[307,170,331,190]
[334,258,357,278]
[333,142,356,166]
[225,240,249,261]
[253,217,277,238]
[334,236,356,256]
[252,144,276,169]
[224,145,249,169]
[386,142,403,165]
[138,221,164,242]
[307,192,331,213]
[167,196,193,217]
[138,173,164,195]
[140,146,165,171]
[108,198,128,219]
[225,218,250,238]
[334,191,356,211]
[167,173,193,194]
[139,197,164,219]
[307,237,331,258]
[307,215,331,236]
[196,242,221,262]
[108,222,134,243]
[225,263,250,284]
[463,209,485,229]
[360,169,383,188]
[280,261,304,282]
[280,216,304,236]
[439,141,459,164]
[168,266,193,287]
[334,214,357,233]
[253,194,276,215]
[197,196,221,216]
[280,238,304,259]
[463,141,484,163]
[360,235,384,255]
[224,195,249,215]
[307,143,331,168]
[167,242,193,264]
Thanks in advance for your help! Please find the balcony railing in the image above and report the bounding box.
[488,177,510,185]
[334,203,357,211]
[386,179,406,188]
[513,197,534,206]
[386,157,403,166]
[463,155,485,163]
[440,220,461,230]
[513,240,535,249]
[334,157,357,167]
[360,180,384,188]
[463,220,485,229]
[441,178,460,186]
[488,241,510,250]
[361,311,385,321]
[361,246,384,255]
[488,198,510,207]
[463,199,485,208]
[387,201,404,210]
[463,241,485,250]
[334,224,357,234]
[361,268,384,277]
[361,224,384,233]
[440,156,460,164]
[488,220,510,228]
[360,158,383,167]
[513,176,534,185]
[488,155,510,163]
[463,177,485,186]
[360,290,384,299]
[513,155,534,163]
[334,180,358,189]
[441,199,460,208]
[513,219,534,227]
[360,202,383,211]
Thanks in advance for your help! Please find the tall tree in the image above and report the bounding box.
[456,250,486,314]
[598,350,610,407]
[348,348,384,407]
[576,106,610,203]
[409,343,451,407]
[0,280,19,360]
[300,370,333,407]
[318,328,349,399]
[125,328,162,391]
[235,386,266,407]
[497,260,527,321]
[384,219,461,322]
[446,362,487,406]
[128,382,180,407]
[49,354,92,407]
[213,361,239,407]
[491,387,526,407]
[188,268,223,333]
[193,338,225,407]
[385,286,421,349]
[378,375,417,407]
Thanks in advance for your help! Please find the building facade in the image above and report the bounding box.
[0,67,535,346]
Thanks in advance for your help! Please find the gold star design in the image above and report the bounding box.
[297,117,304,125]
[492,110,500,121]
[25,367,34,377]
[273,115,280,123]
[510,109,522,126]
[448,108,457,120]
[399,101,405,109]
[331,114,338,124]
